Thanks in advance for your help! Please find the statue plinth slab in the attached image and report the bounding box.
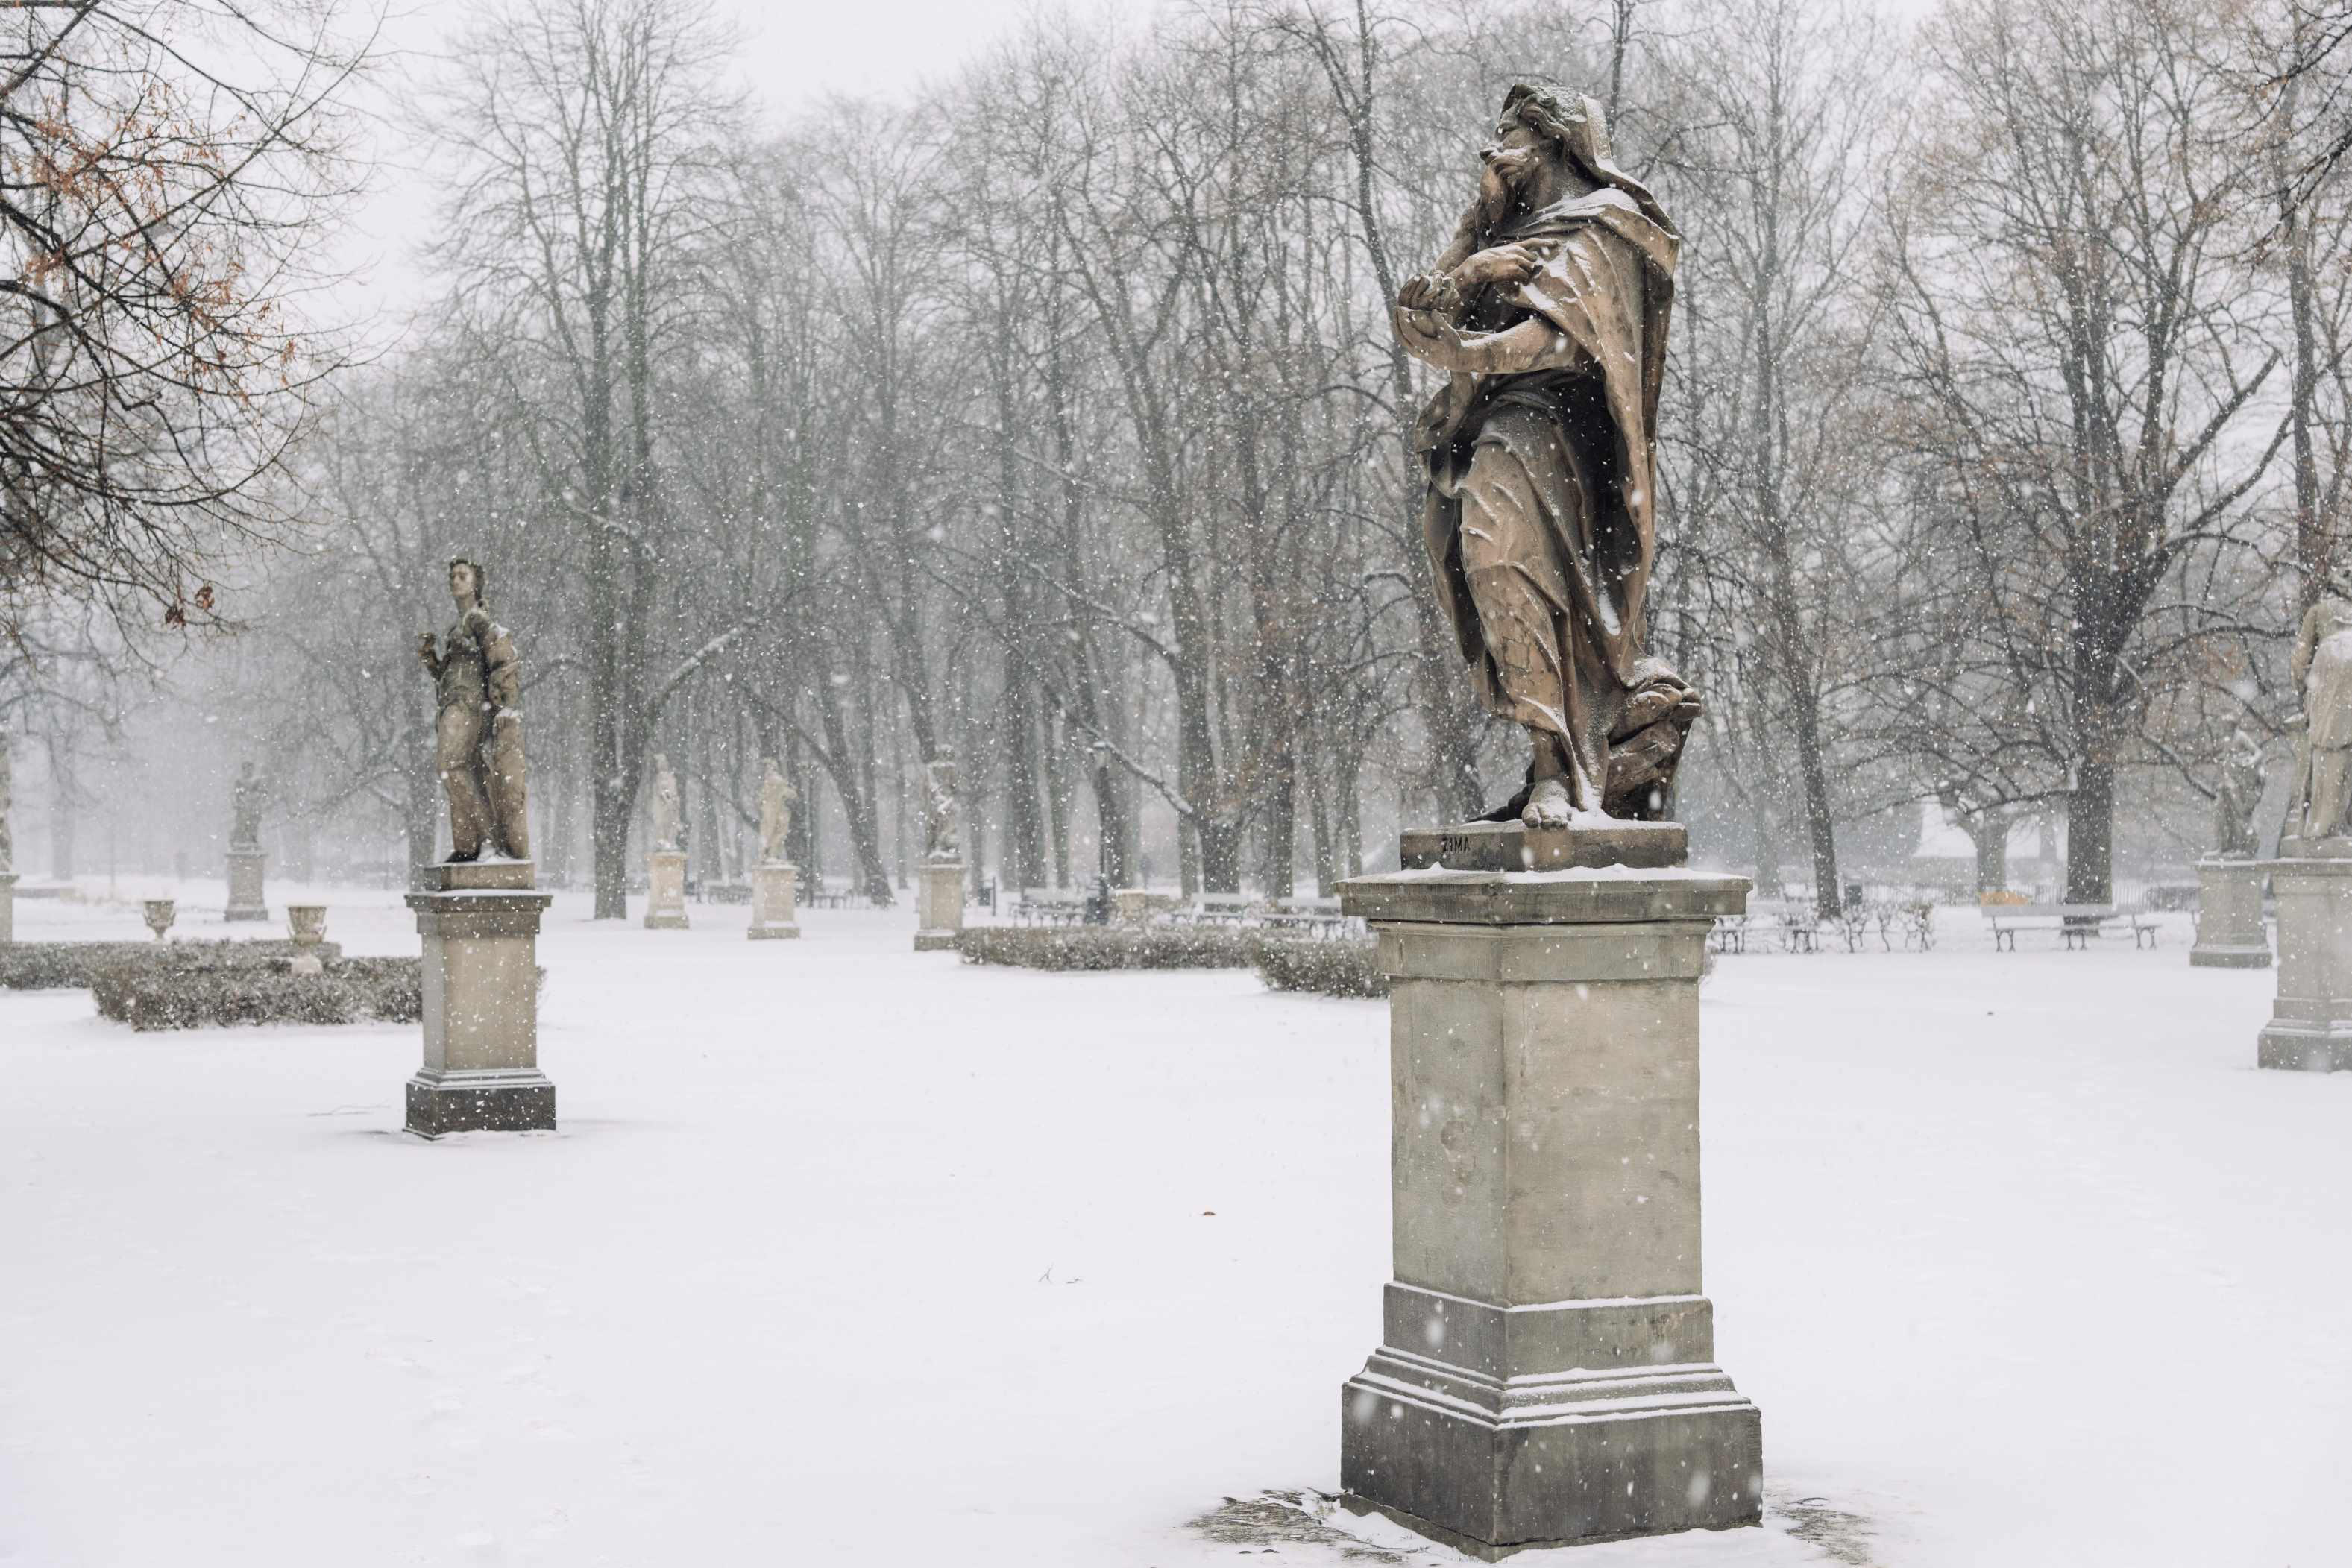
[1401,819,1687,873]
[644,849,688,930]
[403,862,555,1137]
[1333,849,1761,1554]
[749,861,799,940]
[2189,857,2270,969]
[2260,856,2352,1072]
[418,860,537,892]
[224,846,268,922]
[914,860,963,951]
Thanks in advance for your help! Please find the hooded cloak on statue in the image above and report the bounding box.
[1401,86,1696,820]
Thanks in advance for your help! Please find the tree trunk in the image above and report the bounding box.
[2065,758,2116,904]
[1971,813,2009,895]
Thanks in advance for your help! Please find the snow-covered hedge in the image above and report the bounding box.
[1254,936,1386,999]
[0,939,338,992]
[89,951,416,1031]
[955,925,1263,971]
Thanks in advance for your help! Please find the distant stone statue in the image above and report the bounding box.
[1392,86,1699,828]
[649,755,682,853]
[416,558,529,863]
[758,758,796,864]
[230,761,265,850]
[2214,724,2265,859]
[922,756,959,862]
[2286,593,2352,847]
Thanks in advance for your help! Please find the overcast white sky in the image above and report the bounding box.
[334,0,1154,327]
[333,0,1919,330]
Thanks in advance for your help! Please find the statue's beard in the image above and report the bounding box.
[1476,158,1548,233]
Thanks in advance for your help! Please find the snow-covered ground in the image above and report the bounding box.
[1,884,2343,1567]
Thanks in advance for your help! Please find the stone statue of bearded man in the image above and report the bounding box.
[1394,85,1699,828]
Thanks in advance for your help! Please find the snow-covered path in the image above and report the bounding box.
[1,886,2342,1567]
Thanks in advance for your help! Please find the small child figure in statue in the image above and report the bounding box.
[417,558,530,863]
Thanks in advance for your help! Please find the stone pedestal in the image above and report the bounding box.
[644,848,688,930]
[2259,855,2352,1071]
[404,861,555,1137]
[224,847,268,922]
[914,860,963,951]
[1335,823,1761,1556]
[749,860,800,940]
[2189,857,2270,969]
[0,871,14,945]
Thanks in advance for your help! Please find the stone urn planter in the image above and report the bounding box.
[286,904,327,975]
[142,898,177,941]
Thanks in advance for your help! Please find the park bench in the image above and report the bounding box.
[1708,912,1750,954]
[1010,890,1086,926]
[1747,900,1820,954]
[1171,892,1260,927]
[1981,903,2159,951]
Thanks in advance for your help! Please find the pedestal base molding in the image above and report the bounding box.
[1337,837,1760,1554]
[405,862,556,1137]
[915,861,963,951]
[749,861,799,940]
[644,849,688,931]
[2260,857,2352,1072]
[405,1068,556,1137]
[224,848,268,922]
[2189,857,2269,969]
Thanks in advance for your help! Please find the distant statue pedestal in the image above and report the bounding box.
[749,861,799,940]
[1334,822,1761,1555]
[644,850,689,931]
[404,862,555,1137]
[2259,846,2352,1072]
[224,847,268,922]
[0,871,14,945]
[914,861,963,951]
[2189,857,2269,969]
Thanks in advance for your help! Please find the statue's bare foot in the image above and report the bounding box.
[1521,776,1573,829]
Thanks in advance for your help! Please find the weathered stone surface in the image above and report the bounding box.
[915,860,963,950]
[2189,857,2269,969]
[758,759,796,864]
[1342,866,1746,928]
[644,849,688,931]
[749,860,799,940]
[418,861,535,892]
[1400,819,1685,872]
[418,558,529,863]
[224,848,268,922]
[649,755,682,853]
[2260,856,2352,1071]
[1392,87,1696,831]
[229,761,265,850]
[405,1070,554,1136]
[922,758,960,863]
[1336,855,1760,1553]
[2214,727,2266,859]
[405,864,554,1138]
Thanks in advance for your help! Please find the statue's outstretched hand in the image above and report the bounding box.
[416,632,438,673]
[1452,243,1542,291]
[1394,309,1563,377]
